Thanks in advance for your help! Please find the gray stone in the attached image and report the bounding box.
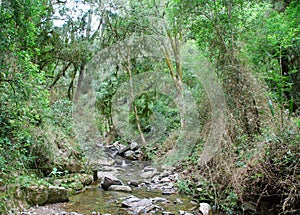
[124,150,136,160]
[140,204,160,213]
[130,142,139,150]
[117,144,130,155]
[160,164,176,172]
[100,174,123,190]
[161,177,171,182]
[108,185,132,192]
[199,202,212,215]
[178,211,193,215]
[128,180,139,187]
[151,175,160,183]
[174,198,183,204]
[46,186,68,204]
[122,197,141,207]
[123,198,152,208]
[151,197,169,204]
[140,170,159,179]
[143,166,157,171]
[160,170,170,178]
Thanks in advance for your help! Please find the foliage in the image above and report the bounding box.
[0,0,50,173]
[243,1,300,115]
[176,179,194,195]
[129,92,180,133]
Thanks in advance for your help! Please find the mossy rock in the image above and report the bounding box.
[22,185,49,206]
[47,186,68,204]
[53,173,93,191]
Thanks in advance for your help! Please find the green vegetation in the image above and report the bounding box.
[0,0,299,214]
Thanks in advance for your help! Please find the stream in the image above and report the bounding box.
[61,158,198,214]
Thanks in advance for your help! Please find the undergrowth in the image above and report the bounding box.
[179,115,300,214]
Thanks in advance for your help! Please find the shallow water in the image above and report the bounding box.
[63,185,197,214]
[62,159,197,214]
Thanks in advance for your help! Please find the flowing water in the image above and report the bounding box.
[63,185,197,214]
[61,159,198,214]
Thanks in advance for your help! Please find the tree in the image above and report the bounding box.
[0,0,49,171]
[174,0,264,136]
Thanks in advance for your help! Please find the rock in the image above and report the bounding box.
[98,171,121,180]
[143,180,151,185]
[78,174,94,186]
[23,185,48,206]
[179,211,193,215]
[58,212,68,215]
[121,160,128,167]
[122,196,140,207]
[162,189,176,195]
[151,175,160,183]
[46,186,68,204]
[140,170,159,179]
[101,175,123,190]
[90,157,115,167]
[169,173,180,181]
[151,197,169,204]
[117,144,130,155]
[160,170,170,178]
[128,180,139,187]
[130,142,139,150]
[140,204,160,213]
[66,158,83,173]
[124,150,136,160]
[123,198,152,208]
[53,173,93,191]
[100,166,119,172]
[199,203,212,215]
[161,177,171,182]
[143,166,157,171]
[174,198,183,204]
[108,185,132,192]
[160,164,176,172]
[196,187,203,192]
[134,149,144,160]
[162,212,175,215]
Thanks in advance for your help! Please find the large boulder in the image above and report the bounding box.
[53,173,93,192]
[100,174,123,190]
[46,186,68,204]
[23,185,48,206]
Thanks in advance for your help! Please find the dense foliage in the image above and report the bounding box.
[0,0,299,214]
